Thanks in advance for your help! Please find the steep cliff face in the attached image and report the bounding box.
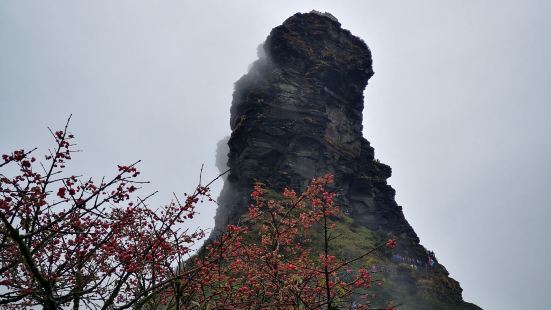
[214,11,480,310]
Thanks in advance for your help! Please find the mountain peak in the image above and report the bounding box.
[215,12,481,309]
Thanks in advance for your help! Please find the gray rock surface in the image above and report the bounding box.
[213,12,481,310]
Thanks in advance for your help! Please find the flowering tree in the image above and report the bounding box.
[0,118,398,309]
[0,117,213,309]
[176,175,399,309]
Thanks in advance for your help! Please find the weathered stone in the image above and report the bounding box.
[213,11,481,309]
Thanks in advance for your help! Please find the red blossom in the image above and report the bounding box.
[57,187,66,198]
[285,263,298,271]
[283,188,296,198]
[250,184,263,198]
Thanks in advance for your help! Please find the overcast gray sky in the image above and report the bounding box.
[1,1,550,309]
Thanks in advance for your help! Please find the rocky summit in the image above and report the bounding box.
[213,11,481,309]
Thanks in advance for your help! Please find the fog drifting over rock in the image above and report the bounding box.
[1,1,550,309]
